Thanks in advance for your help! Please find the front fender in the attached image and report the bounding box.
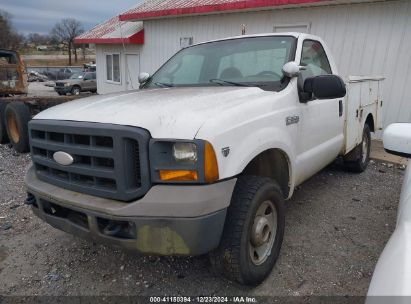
[225,127,296,195]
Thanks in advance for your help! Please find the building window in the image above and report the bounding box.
[106,54,120,83]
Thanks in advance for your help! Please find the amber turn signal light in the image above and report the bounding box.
[159,170,198,181]
[204,141,219,183]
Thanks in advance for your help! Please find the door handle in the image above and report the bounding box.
[339,100,343,117]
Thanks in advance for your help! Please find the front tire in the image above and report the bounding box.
[209,176,285,285]
[344,124,371,173]
[71,86,81,95]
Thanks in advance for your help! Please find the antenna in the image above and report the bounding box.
[241,24,246,35]
[119,20,135,90]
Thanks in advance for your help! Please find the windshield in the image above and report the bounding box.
[144,36,296,91]
[70,73,84,79]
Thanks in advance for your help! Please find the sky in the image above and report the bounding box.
[0,0,141,36]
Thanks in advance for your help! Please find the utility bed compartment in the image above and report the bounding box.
[344,75,384,154]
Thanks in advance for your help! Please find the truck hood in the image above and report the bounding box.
[34,86,273,138]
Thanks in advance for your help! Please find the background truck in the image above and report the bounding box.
[24,33,383,285]
[0,49,83,153]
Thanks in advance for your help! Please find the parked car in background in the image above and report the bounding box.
[28,70,49,82]
[367,123,411,300]
[54,72,97,96]
[45,68,74,81]
[83,62,96,72]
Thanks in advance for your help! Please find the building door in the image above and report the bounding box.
[125,54,140,90]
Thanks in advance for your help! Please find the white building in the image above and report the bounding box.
[75,0,411,128]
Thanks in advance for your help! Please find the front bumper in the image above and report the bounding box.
[25,167,236,255]
[54,86,72,94]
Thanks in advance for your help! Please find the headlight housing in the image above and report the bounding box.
[64,83,71,87]
[150,139,219,184]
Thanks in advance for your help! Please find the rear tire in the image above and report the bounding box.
[344,124,371,173]
[0,101,10,144]
[5,102,31,153]
[209,176,285,285]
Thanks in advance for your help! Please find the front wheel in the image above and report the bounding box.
[344,124,371,173]
[71,86,81,95]
[209,176,285,285]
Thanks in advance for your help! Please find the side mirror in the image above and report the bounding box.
[138,72,150,84]
[383,123,411,158]
[303,74,346,100]
[282,62,300,78]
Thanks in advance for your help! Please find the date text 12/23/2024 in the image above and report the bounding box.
[149,296,257,303]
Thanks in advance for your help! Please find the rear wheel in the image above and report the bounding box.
[344,124,371,173]
[0,101,9,144]
[209,176,285,285]
[5,102,31,153]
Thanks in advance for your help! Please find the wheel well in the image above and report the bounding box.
[365,114,375,132]
[242,149,290,198]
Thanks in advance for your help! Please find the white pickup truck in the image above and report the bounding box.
[25,33,383,285]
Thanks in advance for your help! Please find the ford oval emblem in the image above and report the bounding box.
[53,151,74,166]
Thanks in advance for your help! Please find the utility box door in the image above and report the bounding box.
[345,76,384,154]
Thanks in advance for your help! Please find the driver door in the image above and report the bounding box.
[295,40,344,184]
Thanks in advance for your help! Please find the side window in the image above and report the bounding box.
[300,40,332,82]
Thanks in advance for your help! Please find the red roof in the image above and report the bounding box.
[120,0,329,21]
[74,16,144,45]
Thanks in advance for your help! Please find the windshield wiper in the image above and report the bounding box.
[209,79,249,87]
[154,82,174,88]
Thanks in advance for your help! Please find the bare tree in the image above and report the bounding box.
[50,18,83,66]
[0,10,23,50]
[27,33,50,46]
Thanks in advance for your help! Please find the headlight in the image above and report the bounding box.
[150,140,219,184]
[173,142,197,163]
[64,83,71,87]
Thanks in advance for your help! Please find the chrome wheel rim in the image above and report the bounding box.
[249,200,277,266]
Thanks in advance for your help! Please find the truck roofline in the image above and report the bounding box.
[190,32,317,47]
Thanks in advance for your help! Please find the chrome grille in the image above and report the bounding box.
[29,120,151,201]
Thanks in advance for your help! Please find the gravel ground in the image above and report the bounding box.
[0,143,405,297]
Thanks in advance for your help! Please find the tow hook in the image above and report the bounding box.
[102,222,123,236]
